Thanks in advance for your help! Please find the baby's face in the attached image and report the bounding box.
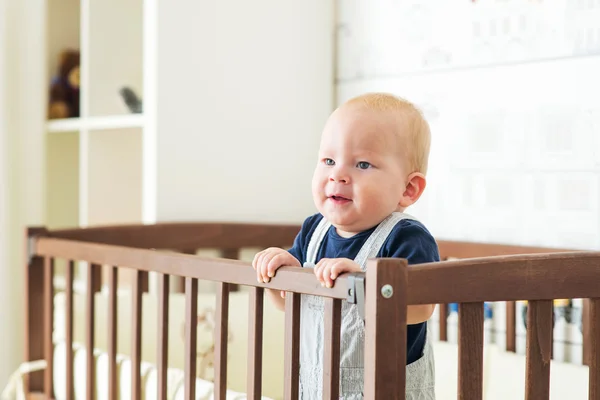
[312,104,412,237]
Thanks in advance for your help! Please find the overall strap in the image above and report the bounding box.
[304,212,418,268]
[353,212,417,269]
[305,216,332,266]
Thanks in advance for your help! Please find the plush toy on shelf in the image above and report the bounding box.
[48,49,80,119]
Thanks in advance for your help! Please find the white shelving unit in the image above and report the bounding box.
[45,0,156,230]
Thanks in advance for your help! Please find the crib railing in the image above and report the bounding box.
[436,240,591,365]
[25,224,409,399]
[408,251,600,399]
[24,224,600,399]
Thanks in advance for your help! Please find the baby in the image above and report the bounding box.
[252,92,439,399]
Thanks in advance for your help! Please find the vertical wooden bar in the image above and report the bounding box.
[214,282,231,400]
[584,299,591,366]
[184,277,198,400]
[247,287,264,400]
[108,267,118,400]
[173,250,197,293]
[589,298,600,400]
[157,274,170,400]
[323,298,342,399]
[131,270,146,400]
[24,227,47,393]
[525,300,553,400]
[283,292,301,400]
[506,301,516,352]
[364,259,408,399]
[44,257,54,399]
[458,302,484,400]
[220,249,240,291]
[439,303,448,341]
[86,263,102,400]
[65,260,75,400]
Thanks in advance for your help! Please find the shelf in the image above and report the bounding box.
[46,113,144,132]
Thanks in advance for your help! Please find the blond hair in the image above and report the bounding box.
[344,92,431,175]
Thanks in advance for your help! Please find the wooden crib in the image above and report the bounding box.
[22,222,600,399]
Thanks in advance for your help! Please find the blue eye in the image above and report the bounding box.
[357,161,371,169]
[324,158,335,166]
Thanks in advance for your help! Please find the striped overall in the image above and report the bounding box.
[298,212,436,399]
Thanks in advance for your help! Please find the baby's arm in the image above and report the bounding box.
[252,247,302,311]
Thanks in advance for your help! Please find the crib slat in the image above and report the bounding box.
[214,282,231,400]
[284,292,301,400]
[173,249,197,293]
[364,259,408,399]
[65,260,75,400]
[247,286,264,399]
[131,270,146,400]
[184,277,198,400]
[108,267,118,400]
[44,257,54,399]
[589,299,600,399]
[583,299,591,366]
[506,301,516,352]
[524,300,552,400]
[439,303,448,341]
[86,263,101,400]
[220,249,240,291]
[323,298,342,399]
[157,273,170,400]
[458,302,484,400]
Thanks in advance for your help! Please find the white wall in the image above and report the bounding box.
[0,0,47,389]
[0,0,12,388]
[155,0,334,224]
[336,0,600,250]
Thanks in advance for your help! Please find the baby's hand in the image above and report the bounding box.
[252,247,301,284]
[314,258,362,288]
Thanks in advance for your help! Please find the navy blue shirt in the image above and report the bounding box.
[287,213,440,365]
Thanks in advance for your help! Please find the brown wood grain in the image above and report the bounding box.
[506,301,516,352]
[437,239,575,259]
[364,258,408,399]
[438,303,448,341]
[184,277,198,400]
[43,257,54,399]
[157,274,170,400]
[86,263,101,400]
[247,287,264,400]
[283,292,301,400]
[323,298,342,399]
[221,248,240,291]
[407,252,600,304]
[65,260,74,400]
[27,224,600,400]
[589,298,600,400]
[108,267,118,400]
[48,222,300,251]
[584,299,591,366]
[525,300,553,400]
[25,227,47,394]
[35,237,352,299]
[214,282,231,400]
[131,270,146,400]
[458,302,484,400]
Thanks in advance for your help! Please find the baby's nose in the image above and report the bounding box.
[329,169,349,183]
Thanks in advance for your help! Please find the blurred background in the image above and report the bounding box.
[1,0,599,394]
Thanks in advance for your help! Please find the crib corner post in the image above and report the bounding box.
[23,226,48,394]
[364,258,408,399]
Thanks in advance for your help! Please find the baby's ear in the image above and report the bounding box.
[399,172,426,208]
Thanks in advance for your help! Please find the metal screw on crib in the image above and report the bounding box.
[381,284,394,299]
